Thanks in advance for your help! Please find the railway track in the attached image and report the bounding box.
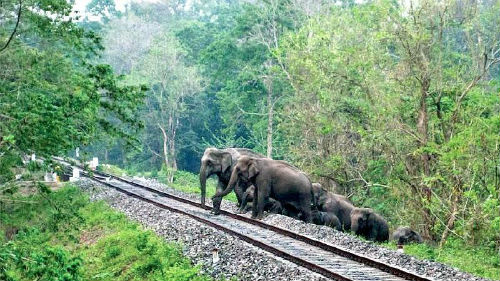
[54,157,433,281]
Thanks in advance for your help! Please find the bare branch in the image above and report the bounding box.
[237,104,267,116]
[0,0,22,53]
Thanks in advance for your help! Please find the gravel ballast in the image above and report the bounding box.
[76,177,490,281]
[78,178,326,281]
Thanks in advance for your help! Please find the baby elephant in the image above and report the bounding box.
[312,210,341,231]
[350,208,389,242]
[239,185,284,215]
[311,183,354,231]
[392,226,423,245]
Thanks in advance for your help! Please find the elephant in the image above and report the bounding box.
[199,147,265,214]
[392,226,423,245]
[312,210,341,230]
[311,183,354,231]
[239,185,284,215]
[239,184,256,213]
[350,208,389,242]
[266,199,284,214]
[213,156,313,222]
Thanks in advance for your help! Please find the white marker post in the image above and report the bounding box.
[70,167,80,182]
[44,172,51,182]
[75,147,80,158]
[31,154,36,161]
[212,248,220,264]
[91,157,99,170]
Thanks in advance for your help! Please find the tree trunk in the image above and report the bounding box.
[158,123,170,181]
[265,77,273,158]
[417,78,433,239]
[417,80,430,175]
[168,114,179,183]
[439,188,460,247]
[434,95,450,142]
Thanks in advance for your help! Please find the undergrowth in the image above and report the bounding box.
[0,185,216,281]
[383,240,500,280]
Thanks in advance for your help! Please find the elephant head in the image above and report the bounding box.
[311,183,327,210]
[213,156,259,198]
[392,227,423,245]
[350,208,372,234]
[199,148,233,206]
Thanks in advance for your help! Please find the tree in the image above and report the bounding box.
[387,0,500,241]
[0,0,145,183]
[132,33,202,182]
[278,0,500,244]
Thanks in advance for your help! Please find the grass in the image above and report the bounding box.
[0,185,217,281]
[383,240,500,280]
[98,164,129,177]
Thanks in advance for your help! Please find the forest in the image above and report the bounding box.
[1,0,499,278]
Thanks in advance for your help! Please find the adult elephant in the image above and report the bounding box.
[312,183,355,231]
[199,147,265,214]
[213,156,313,222]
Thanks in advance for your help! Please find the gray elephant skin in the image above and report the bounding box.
[350,208,389,242]
[213,156,313,222]
[199,147,264,214]
[312,209,341,230]
[312,183,355,231]
[392,226,423,245]
[240,185,283,214]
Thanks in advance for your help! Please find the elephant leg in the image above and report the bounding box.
[216,180,225,194]
[254,184,270,220]
[234,180,245,207]
[251,185,259,219]
[238,191,251,214]
[211,181,225,215]
[300,201,312,223]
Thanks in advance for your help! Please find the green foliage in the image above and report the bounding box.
[84,229,209,281]
[390,239,500,280]
[1,240,82,281]
[275,0,500,250]
[99,164,129,176]
[0,0,146,184]
[3,0,499,279]
[0,186,216,281]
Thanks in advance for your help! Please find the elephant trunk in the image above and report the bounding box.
[214,167,238,198]
[199,162,208,206]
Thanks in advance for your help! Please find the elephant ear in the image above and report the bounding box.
[221,153,232,173]
[248,161,260,179]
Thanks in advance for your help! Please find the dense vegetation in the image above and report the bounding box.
[0,186,214,281]
[0,0,146,183]
[1,0,499,279]
[84,0,500,249]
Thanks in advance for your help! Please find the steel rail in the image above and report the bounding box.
[55,157,432,281]
[87,172,355,281]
